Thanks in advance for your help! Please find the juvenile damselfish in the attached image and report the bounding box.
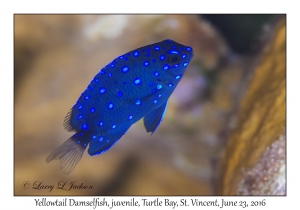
[46,39,194,174]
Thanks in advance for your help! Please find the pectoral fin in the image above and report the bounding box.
[143,101,168,134]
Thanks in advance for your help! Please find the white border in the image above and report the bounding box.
[1,0,296,209]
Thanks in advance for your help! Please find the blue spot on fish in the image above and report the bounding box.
[107,103,114,109]
[46,39,194,174]
[169,50,179,54]
[82,124,88,130]
[134,78,142,85]
[136,99,142,105]
[99,88,106,94]
[163,65,170,70]
[122,66,129,73]
[175,75,182,80]
[118,91,123,97]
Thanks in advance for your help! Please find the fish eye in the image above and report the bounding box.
[167,55,180,64]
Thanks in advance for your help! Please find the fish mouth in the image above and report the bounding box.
[185,46,194,59]
[189,46,194,55]
[186,50,194,62]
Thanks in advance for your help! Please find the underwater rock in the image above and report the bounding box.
[218,17,286,195]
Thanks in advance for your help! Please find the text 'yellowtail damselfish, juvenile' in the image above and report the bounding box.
[46,39,194,174]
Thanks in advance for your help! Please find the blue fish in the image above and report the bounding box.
[46,39,194,174]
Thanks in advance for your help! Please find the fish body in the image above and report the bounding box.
[46,39,194,174]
